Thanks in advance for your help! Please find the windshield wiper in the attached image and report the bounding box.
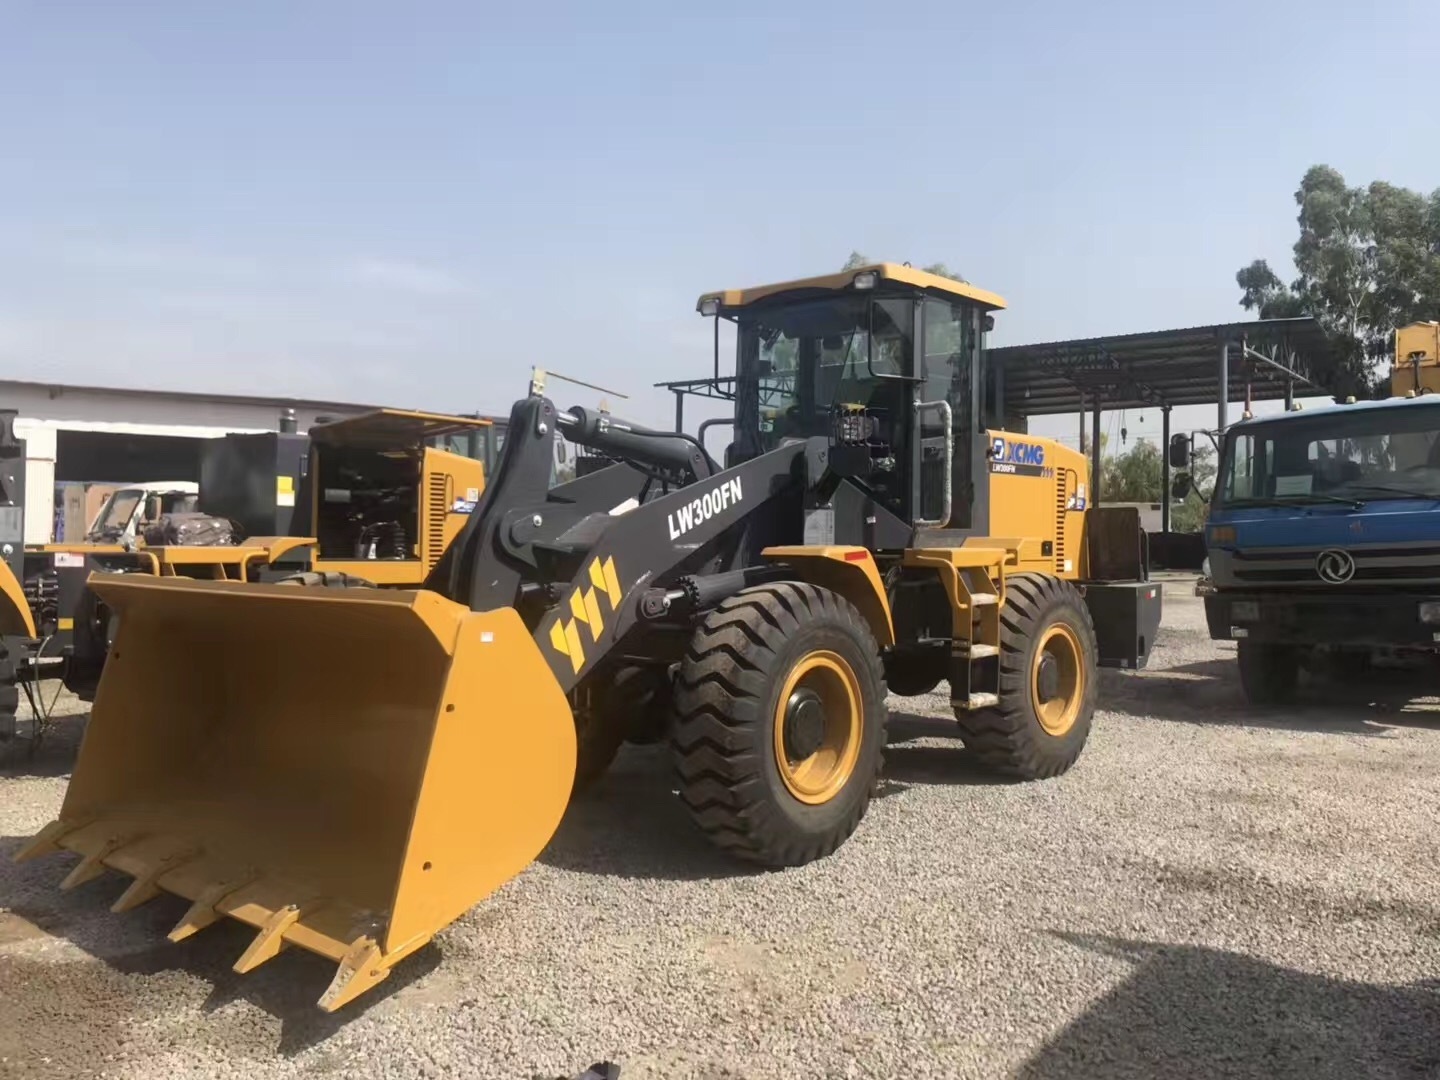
[1228,494,1365,510]
[1332,483,1440,500]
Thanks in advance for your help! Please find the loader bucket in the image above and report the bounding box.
[13,575,576,1011]
[0,561,35,639]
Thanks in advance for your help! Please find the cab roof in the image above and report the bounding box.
[696,262,1007,314]
[310,407,492,446]
[1232,392,1440,427]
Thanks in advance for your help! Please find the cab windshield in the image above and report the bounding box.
[1218,404,1440,507]
[736,295,913,450]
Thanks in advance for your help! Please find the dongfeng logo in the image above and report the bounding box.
[1315,548,1356,584]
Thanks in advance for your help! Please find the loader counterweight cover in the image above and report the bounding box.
[15,573,576,1011]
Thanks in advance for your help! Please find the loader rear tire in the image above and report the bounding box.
[954,572,1097,780]
[671,582,888,868]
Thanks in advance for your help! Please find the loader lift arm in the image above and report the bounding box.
[429,392,829,693]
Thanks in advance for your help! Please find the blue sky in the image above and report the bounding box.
[2,0,1436,441]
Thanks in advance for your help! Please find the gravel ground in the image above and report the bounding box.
[4,577,1440,1080]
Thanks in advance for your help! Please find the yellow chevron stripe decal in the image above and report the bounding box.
[582,589,605,640]
[546,555,623,675]
[601,556,622,609]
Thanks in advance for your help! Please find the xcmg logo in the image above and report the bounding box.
[991,437,1046,466]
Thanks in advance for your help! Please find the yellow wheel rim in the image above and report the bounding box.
[1031,624,1084,736]
[772,650,863,805]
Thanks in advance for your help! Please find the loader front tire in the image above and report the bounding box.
[671,582,888,868]
[573,714,624,795]
[955,572,1097,780]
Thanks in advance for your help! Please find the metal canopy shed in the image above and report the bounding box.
[990,317,1328,417]
[990,317,1331,529]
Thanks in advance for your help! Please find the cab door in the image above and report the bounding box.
[919,298,984,531]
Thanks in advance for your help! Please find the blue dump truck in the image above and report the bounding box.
[1201,326,1440,702]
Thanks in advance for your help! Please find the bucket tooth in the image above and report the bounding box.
[317,937,389,1013]
[12,819,84,864]
[60,833,141,890]
[234,899,325,974]
[168,873,258,942]
[111,848,200,913]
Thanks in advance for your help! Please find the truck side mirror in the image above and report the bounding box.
[1168,433,1189,469]
[1171,473,1193,501]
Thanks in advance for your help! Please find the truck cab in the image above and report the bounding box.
[1204,393,1440,702]
[87,482,200,545]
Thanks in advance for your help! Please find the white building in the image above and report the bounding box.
[3,379,378,545]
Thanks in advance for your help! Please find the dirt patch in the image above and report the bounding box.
[0,912,47,948]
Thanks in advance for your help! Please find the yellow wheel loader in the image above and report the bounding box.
[15,264,1159,1010]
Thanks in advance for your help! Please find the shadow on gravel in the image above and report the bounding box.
[0,834,439,1062]
[879,712,1014,790]
[1020,933,1440,1079]
[0,713,86,779]
[539,744,757,883]
[540,711,1009,879]
[1100,660,1440,737]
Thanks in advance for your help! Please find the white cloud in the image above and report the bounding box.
[53,240,262,279]
[342,258,470,297]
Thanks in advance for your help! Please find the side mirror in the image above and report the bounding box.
[1168,433,1190,469]
[1171,473,1193,501]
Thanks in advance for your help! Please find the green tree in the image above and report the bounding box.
[1237,165,1440,398]
[842,252,966,282]
[1100,439,1162,502]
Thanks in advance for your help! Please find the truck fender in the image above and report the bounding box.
[760,546,895,647]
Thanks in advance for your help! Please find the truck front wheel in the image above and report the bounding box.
[1237,641,1300,706]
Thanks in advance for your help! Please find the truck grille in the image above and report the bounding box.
[1229,542,1440,586]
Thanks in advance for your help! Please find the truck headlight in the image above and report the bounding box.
[1419,602,1440,624]
[1231,600,1259,621]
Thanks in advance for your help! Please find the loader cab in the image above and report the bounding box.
[699,263,1007,537]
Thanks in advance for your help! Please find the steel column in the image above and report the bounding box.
[673,389,685,434]
[1161,405,1172,534]
[1218,341,1229,435]
[1091,399,1102,506]
[1284,379,1294,411]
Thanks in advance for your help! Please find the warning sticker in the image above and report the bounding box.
[277,475,296,508]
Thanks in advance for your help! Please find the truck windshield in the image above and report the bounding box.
[735,295,912,450]
[91,491,144,537]
[1218,405,1440,507]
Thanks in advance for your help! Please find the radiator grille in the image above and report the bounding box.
[1054,472,1068,572]
[426,474,450,570]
